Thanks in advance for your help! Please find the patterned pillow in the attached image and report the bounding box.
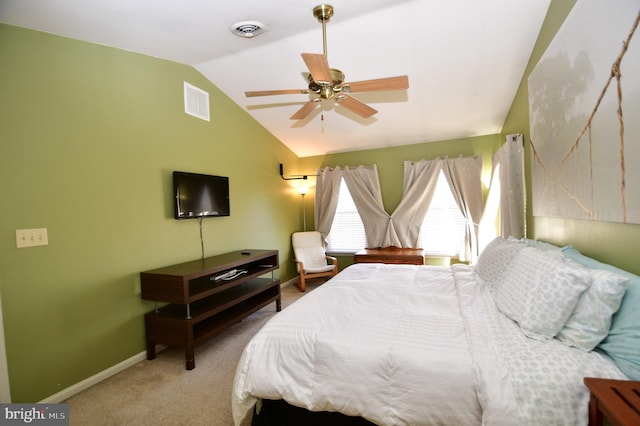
[475,237,525,284]
[495,247,591,340]
[556,269,628,351]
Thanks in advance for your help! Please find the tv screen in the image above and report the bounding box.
[173,171,230,219]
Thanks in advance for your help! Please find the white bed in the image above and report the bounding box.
[232,238,639,425]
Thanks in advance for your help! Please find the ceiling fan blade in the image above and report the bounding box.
[337,95,377,118]
[290,99,319,120]
[245,89,309,97]
[345,75,409,93]
[301,53,332,85]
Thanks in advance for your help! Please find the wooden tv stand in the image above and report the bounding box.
[140,249,280,370]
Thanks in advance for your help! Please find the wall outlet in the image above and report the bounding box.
[16,228,48,248]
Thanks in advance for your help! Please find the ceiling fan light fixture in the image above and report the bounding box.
[230,21,266,38]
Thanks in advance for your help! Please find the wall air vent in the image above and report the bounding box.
[184,82,210,121]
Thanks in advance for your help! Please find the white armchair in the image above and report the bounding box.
[292,231,339,292]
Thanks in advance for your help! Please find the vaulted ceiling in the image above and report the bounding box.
[0,0,550,157]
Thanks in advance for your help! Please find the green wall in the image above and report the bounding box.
[0,24,301,402]
[501,0,640,275]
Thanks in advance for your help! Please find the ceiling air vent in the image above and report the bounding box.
[231,21,265,38]
[184,82,210,122]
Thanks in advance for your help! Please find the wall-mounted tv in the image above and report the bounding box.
[173,171,230,219]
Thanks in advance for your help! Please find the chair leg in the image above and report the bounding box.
[299,274,306,292]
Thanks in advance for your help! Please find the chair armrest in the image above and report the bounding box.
[325,255,339,271]
[294,258,305,273]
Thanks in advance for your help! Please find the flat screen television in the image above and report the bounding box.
[173,171,230,219]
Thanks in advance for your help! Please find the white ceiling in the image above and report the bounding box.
[0,0,550,157]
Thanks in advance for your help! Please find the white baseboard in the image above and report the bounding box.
[38,280,299,404]
[39,347,164,404]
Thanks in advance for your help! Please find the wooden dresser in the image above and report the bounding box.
[354,247,425,265]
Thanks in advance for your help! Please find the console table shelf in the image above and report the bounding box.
[141,249,280,370]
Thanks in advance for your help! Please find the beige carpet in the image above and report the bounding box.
[65,281,322,426]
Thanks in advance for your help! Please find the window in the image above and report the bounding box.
[326,179,367,253]
[418,171,467,256]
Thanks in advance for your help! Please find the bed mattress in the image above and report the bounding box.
[232,263,625,425]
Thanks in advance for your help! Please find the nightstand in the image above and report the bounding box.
[583,377,640,426]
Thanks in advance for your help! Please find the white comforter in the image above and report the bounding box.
[232,263,625,425]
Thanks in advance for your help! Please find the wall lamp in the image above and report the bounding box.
[279,163,310,180]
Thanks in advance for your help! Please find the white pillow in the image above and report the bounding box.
[495,247,591,340]
[556,269,628,351]
[475,237,525,284]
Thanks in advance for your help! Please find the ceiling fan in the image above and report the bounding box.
[245,4,409,120]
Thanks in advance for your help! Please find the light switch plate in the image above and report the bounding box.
[16,228,48,248]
